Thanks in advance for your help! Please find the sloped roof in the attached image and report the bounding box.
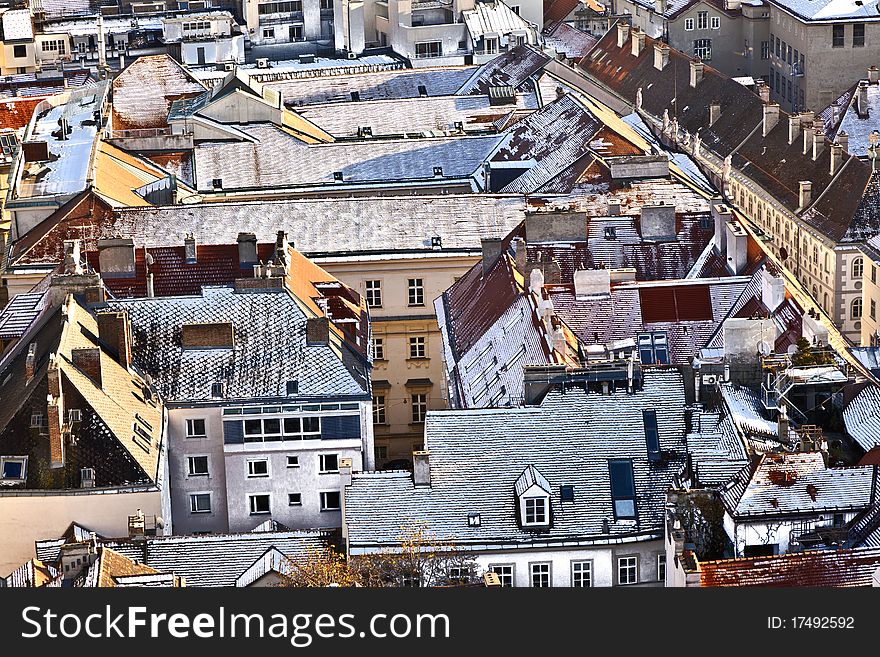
[457,44,551,95]
[463,1,535,40]
[764,0,880,21]
[346,368,688,550]
[0,97,42,131]
[111,55,206,132]
[699,547,880,587]
[85,547,162,588]
[543,21,599,58]
[93,141,178,207]
[843,384,880,451]
[0,291,48,340]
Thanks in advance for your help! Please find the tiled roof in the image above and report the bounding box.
[85,547,162,588]
[686,412,750,487]
[272,67,479,106]
[463,1,536,40]
[143,152,194,187]
[111,55,206,132]
[345,368,688,550]
[193,123,499,191]
[0,291,48,340]
[0,97,42,131]
[294,93,539,137]
[4,559,58,588]
[105,286,369,403]
[825,80,879,158]
[456,44,551,95]
[543,21,599,58]
[93,141,176,207]
[723,452,876,518]
[580,25,880,243]
[843,384,880,451]
[763,0,880,21]
[0,69,94,99]
[698,547,880,587]
[105,530,331,587]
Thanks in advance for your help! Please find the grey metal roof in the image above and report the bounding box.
[0,292,47,340]
[105,530,330,587]
[106,195,527,256]
[105,286,369,403]
[345,368,688,550]
[192,123,500,191]
[843,384,880,451]
[514,465,553,496]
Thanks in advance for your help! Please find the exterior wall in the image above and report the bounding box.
[725,510,860,557]
[384,0,469,63]
[319,254,477,467]
[248,0,334,46]
[861,249,880,346]
[180,36,246,64]
[0,488,164,576]
[0,41,37,75]
[169,401,373,534]
[614,0,665,38]
[768,8,880,113]
[34,33,73,66]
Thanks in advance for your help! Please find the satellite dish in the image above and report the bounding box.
[757,340,772,356]
[180,194,204,205]
[787,344,798,356]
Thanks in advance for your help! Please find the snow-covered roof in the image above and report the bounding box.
[843,384,880,451]
[765,0,880,21]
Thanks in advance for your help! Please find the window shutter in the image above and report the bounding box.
[223,420,244,444]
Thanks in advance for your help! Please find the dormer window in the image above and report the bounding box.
[515,465,552,529]
[0,456,27,484]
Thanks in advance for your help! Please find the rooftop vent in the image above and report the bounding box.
[256,57,269,69]
[431,235,442,249]
[333,171,344,182]
[418,84,428,97]
[350,91,360,102]
[467,513,481,527]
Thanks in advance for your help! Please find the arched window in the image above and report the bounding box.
[823,292,829,312]
[853,257,864,279]
[852,298,863,319]
[812,285,818,299]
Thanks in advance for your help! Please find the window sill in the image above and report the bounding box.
[320,508,341,513]
[319,470,341,475]
[186,435,207,439]
[249,512,271,516]
[406,357,430,362]
[187,473,210,478]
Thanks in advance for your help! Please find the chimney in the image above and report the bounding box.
[802,121,814,156]
[511,236,526,274]
[838,130,849,152]
[529,267,544,295]
[689,58,704,88]
[709,102,721,126]
[830,142,844,175]
[71,347,102,387]
[63,240,82,275]
[274,230,288,265]
[653,42,669,71]
[777,404,789,443]
[757,80,770,104]
[25,342,37,380]
[858,80,869,117]
[48,384,65,470]
[761,266,786,312]
[97,238,136,279]
[712,201,732,257]
[146,273,155,298]
[413,450,430,486]
[237,232,258,266]
[617,21,631,49]
[869,65,879,84]
[97,311,132,370]
[788,113,801,145]
[798,181,812,210]
[573,269,611,298]
[306,317,330,345]
[813,128,825,162]
[640,203,677,239]
[762,103,780,137]
[630,27,645,57]
[725,220,748,275]
[184,234,197,264]
[481,238,504,276]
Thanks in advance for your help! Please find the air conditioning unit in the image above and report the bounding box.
[702,374,718,385]
[256,57,269,68]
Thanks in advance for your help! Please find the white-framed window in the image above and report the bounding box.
[247,459,269,478]
[657,554,667,582]
[483,37,499,54]
[407,278,425,306]
[415,41,442,58]
[697,10,708,28]
[711,15,720,29]
[0,456,27,482]
[263,27,275,39]
[377,445,389,460]
[319,453,339,473]
[409,336,426,359]
[371,337,385,360]
[249,493,271,515]
[852,298,863,319]
[365,280,382,308]
[186,418,207,438]
[41,39,67,54]
[411,393,428,423]
[373,395,387,424]
[571,560,592,587]
[187,455,209,476]
[618,556,638,585]
[529,562,551,587]
[523,496,548,525]
[288,492,302,506]
[853,257,864,279]
[684,17,694,30]
[320,490,341,511]
[610,459,637,519]
[694,38,712,60]
[287,455,300,468]
[489,564,514,587]
[190,492,211,513]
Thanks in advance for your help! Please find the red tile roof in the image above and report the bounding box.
[0,97,42,131]
[639,285,713,323]
[699,547,880,587]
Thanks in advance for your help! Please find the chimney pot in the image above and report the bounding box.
[413,450,431,486]
[630,27,646,57]
[838,130,849,152]
[798,181,812,210]
[689,58,704,88]
[762,103,780,137]
[616,21,631,49]
[788,113,801,145]
[653,42,669,71]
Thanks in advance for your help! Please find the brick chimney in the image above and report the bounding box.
[812,120,825,160]
[830,142,844,175]
[184,234,197,264]
[25,342,37,380]
[631,27,645,57]
[62,240,82,275]
[306,317,330,345]
[413,450,430,486]
[869,65,879,84]
[97,311,132,370]
[709,102,721,126]
[798,181,812,210]
[71,347,102,387]
[802,121,815,156]
[237,232,258,266]
[838,130,849,152]
[689,58,704,87]
[653,42,669,71]
[762,103,780,136]
[857,80,869,117]
[47,355,64,469]
[788,113,801,145]
[617,21,630,49]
